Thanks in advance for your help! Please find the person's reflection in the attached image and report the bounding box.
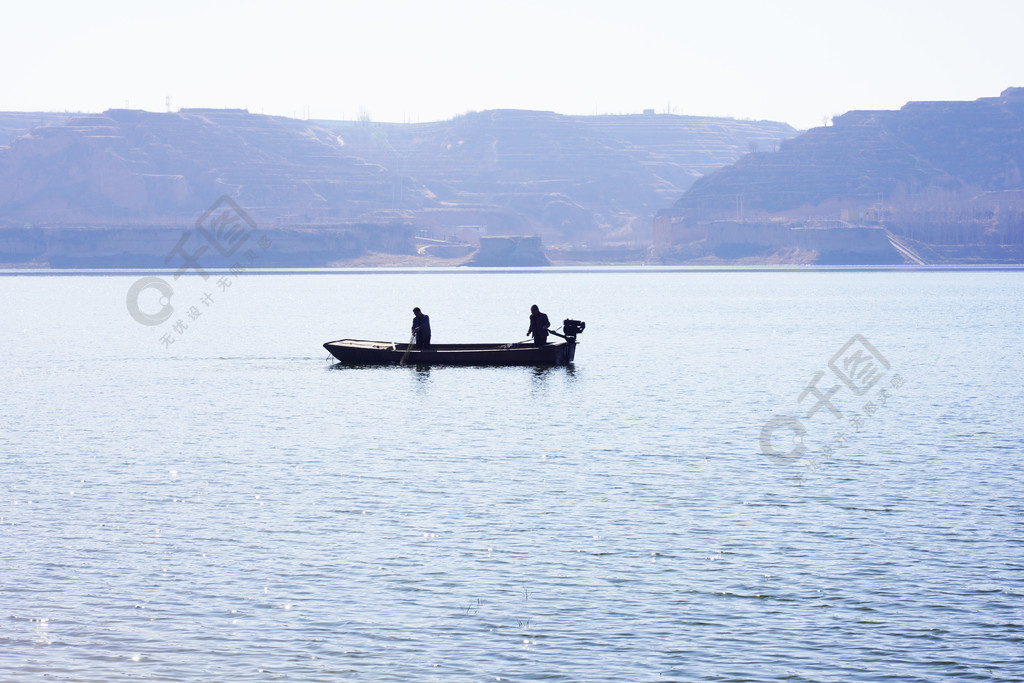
[413,364,432,391]
[531,366,553,384]
[531,364,577,388]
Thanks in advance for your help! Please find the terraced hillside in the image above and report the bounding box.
[0,112,73,146]
[0,107,795,266]
[657,88,1024,264]
[319,110,793,244]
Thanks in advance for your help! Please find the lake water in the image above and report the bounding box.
[1,268,1023,681]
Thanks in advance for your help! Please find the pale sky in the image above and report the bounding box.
[2,0,1022,130]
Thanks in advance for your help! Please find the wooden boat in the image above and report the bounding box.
[324,319,585,366]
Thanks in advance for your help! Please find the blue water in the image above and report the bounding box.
[1,269,1023,681]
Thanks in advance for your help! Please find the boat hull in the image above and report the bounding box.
[323,339,578,366]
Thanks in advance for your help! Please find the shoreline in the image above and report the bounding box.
[4,263,1024,276]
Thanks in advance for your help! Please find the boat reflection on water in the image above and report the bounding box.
[530,364,577,383]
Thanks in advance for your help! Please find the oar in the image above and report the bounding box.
[399,333,415,365]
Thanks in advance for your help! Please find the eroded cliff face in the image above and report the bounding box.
[0,223,414,269]
[705,221,902,265]
[464,235,550,267]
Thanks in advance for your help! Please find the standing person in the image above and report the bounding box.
[412,307,431,350]
[527,304,550,346]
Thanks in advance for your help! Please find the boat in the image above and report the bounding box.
[324,319,586,366]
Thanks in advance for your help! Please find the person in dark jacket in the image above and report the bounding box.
[412,307,431,349]
[527,304,550,346]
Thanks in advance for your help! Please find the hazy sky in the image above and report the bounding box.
[2,0,1022,129]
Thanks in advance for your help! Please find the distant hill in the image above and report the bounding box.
[316,110,794,244]
[0,108,794,267]
[0,112,74,146]
[0,108,433,225]
[656,88,1024,264]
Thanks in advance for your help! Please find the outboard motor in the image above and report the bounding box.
[562,319,586,341]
